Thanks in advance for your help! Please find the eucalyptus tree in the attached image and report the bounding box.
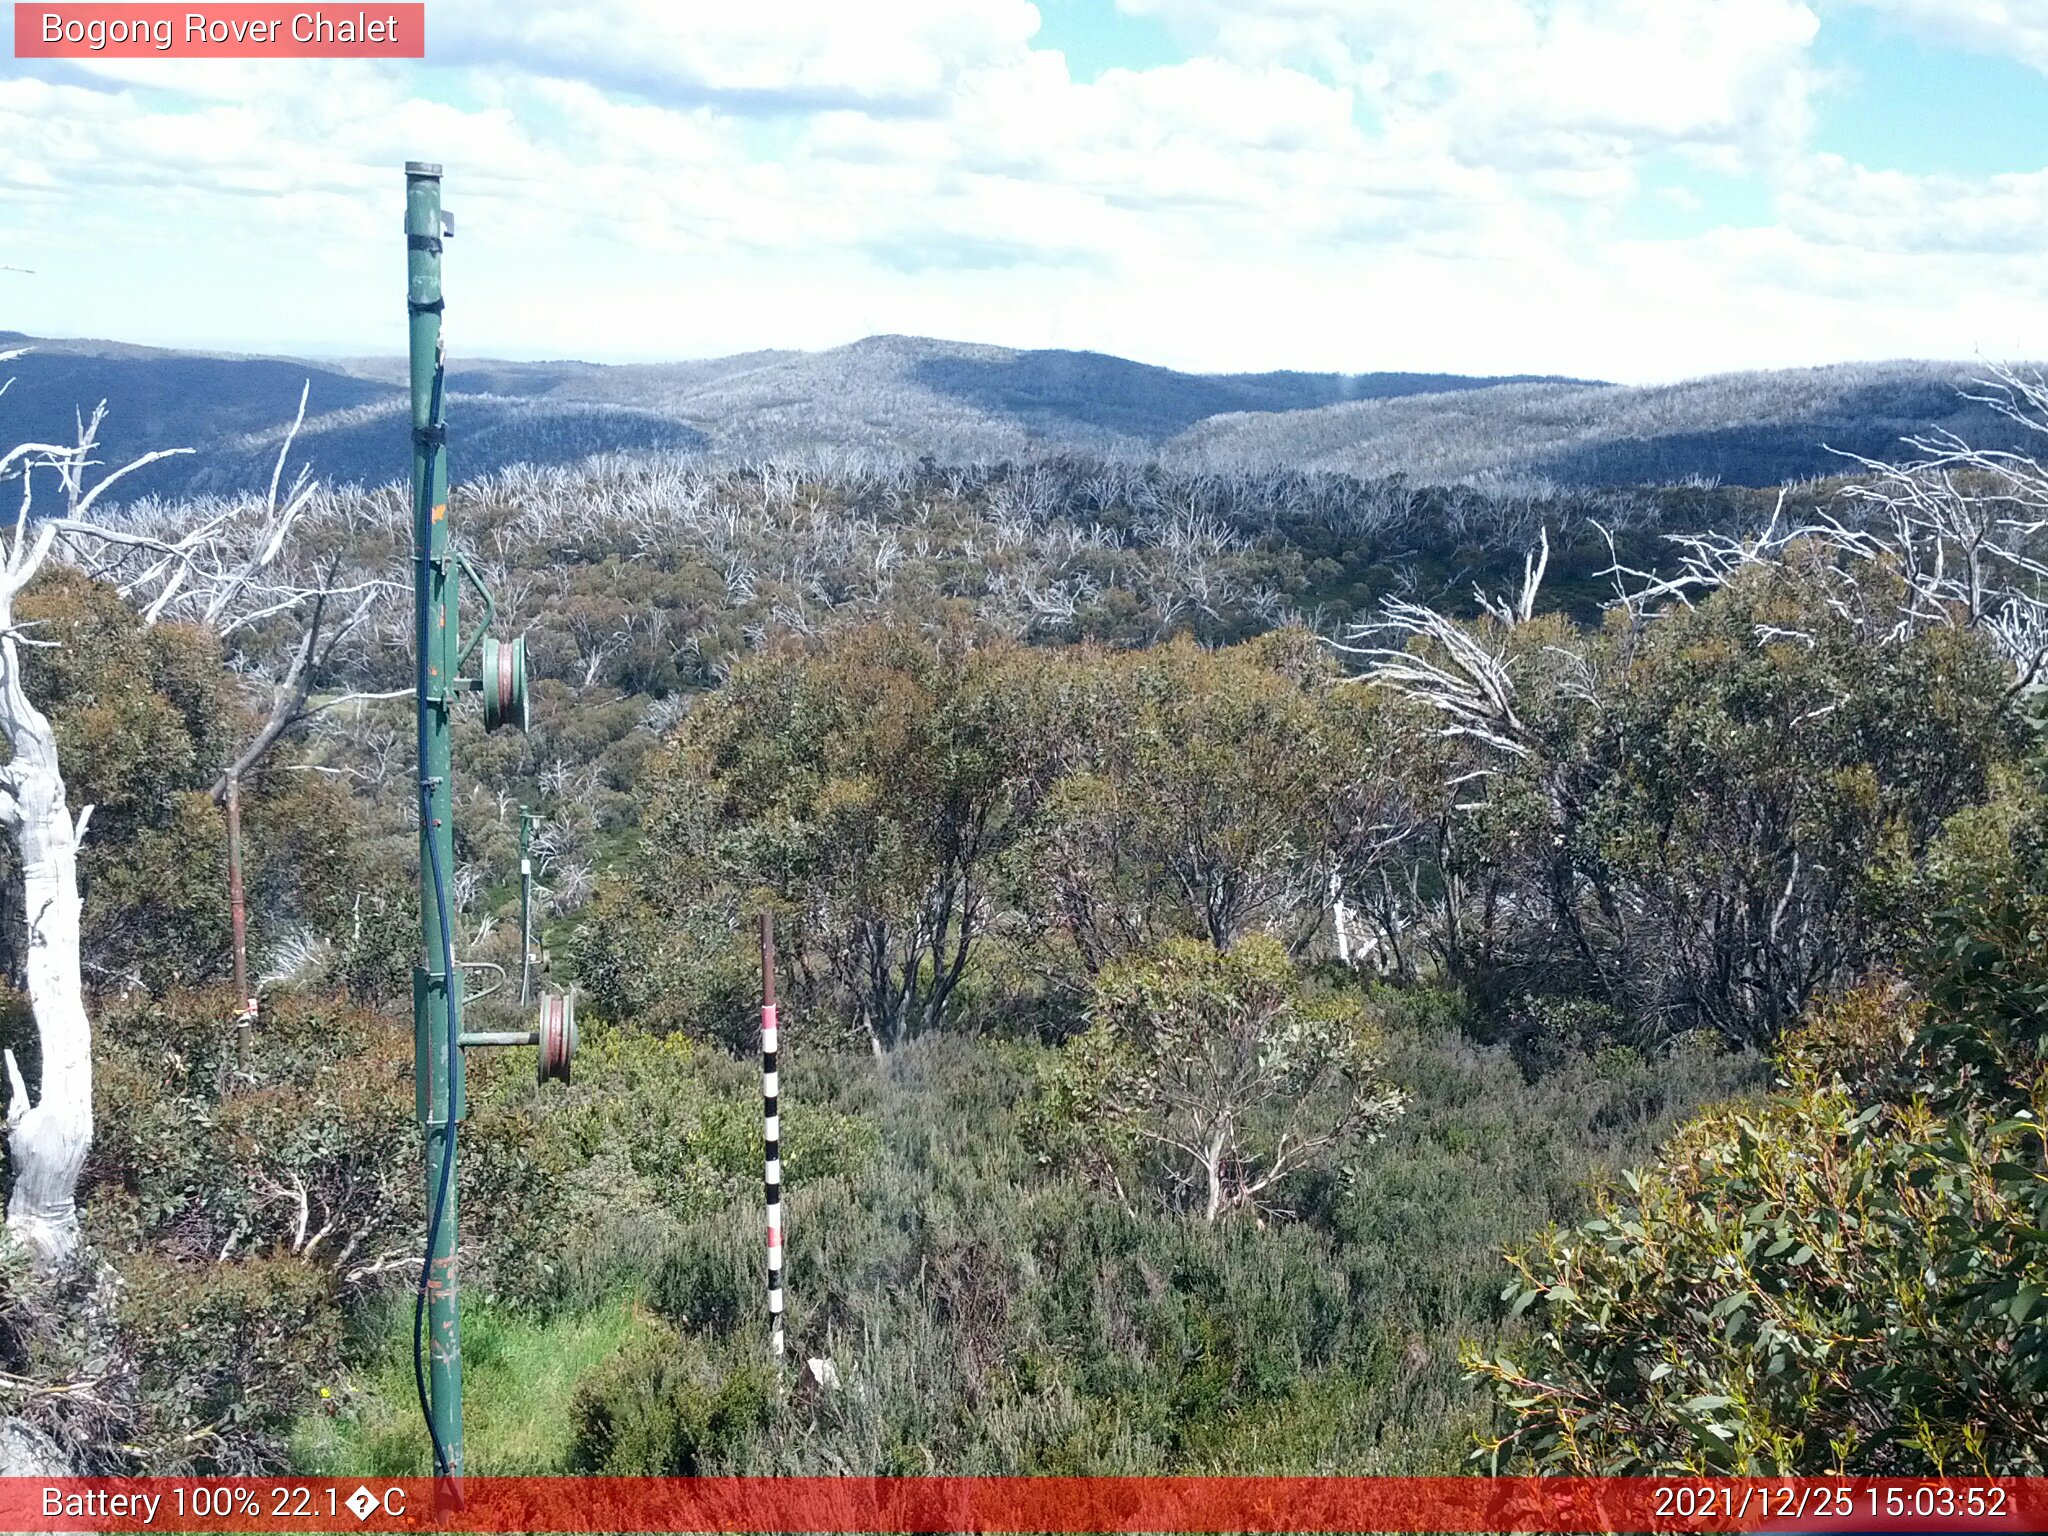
[638,623,1066,1053]
[1027,935,1406,1221]
[1350,373,2048,1046]
[0,376,191,1262]
[1018,630,1419,970]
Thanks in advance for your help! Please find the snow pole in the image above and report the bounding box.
[761,911,784,1362]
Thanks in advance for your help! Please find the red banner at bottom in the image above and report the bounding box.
[4,1476,2046,1533]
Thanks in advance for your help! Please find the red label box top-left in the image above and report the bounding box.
[13,4,425,57]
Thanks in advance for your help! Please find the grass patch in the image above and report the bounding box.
[292,1294,663,1475]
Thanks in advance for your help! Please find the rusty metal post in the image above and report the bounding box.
[518,807,535,1005]
[225,772,254,1063]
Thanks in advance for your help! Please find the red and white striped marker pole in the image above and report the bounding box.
[760,912,784,1362]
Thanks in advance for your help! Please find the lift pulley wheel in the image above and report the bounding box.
[480,633,530,733]
[537,991,576,1085]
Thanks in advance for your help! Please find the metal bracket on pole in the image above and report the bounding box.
[403,155,574,1496]
[460,991,577,1084]
[452,549,495,672]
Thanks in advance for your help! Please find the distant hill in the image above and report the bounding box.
[0,333,712,500]
[1161,362,2032,489]
[304,334,1584,444]
[0,331,1593,500]
[0,330,2034,499]
[0,333,392,494]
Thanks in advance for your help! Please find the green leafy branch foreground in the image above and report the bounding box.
[1467,779,2048,1473]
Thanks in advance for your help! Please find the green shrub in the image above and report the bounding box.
[539,1025,1751,1478]
[330,874,418,1008]
[32,989,416,1473]
[461,1024,878,1314]
[645,1222,754,1334]
[116,1253,341,1474]
[88,988,416,1268]
[1468,1080,2047,1473]
[1774,980,1922,1100]
[1467,811,2048,1473]
[569,1337,772,1474]
[1027,937,1404,1221]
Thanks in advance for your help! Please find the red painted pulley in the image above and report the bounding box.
[480,633,529,734]
[537,991,576,1085]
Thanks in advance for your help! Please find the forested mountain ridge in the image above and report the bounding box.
[0,331,1582,499]
[1162,359,2034,488]
[13,330,2037,502]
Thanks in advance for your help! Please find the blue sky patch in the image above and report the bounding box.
[1032,0,1182,82]
[1816,9,2048,177]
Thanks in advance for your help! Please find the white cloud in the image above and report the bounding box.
[1837,0,2048,74]
[0,0,2041,384]
[427,0,1045,111]
[1119,0,1823,175]
[1781,154,2048,255]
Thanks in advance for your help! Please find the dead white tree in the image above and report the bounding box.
[0,366,190,1263]
[569,612,630,689]
[1474,525,1549,629]
[204,558,408,803]
[1343,598,1534,768]
[1337,530,1591,983]
[1819,363,2048,685]
[91,387,411,801]
[0,518,97,1264]
[1587,371,2048,690]
[0,365,360,1263]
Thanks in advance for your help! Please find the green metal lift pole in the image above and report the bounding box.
[406,159,464,1484]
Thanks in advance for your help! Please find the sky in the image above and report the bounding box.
[3,0,2047,382]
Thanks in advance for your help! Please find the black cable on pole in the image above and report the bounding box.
[410,377,460,1487]
[413,780,459,1483]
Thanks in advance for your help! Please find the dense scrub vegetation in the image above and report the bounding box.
[122,455,1821,1010]
[581,556,2022,1059]
[1470,776,2048,1472]
[298,1012,1754,1476]
[1,396,2045,1475]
